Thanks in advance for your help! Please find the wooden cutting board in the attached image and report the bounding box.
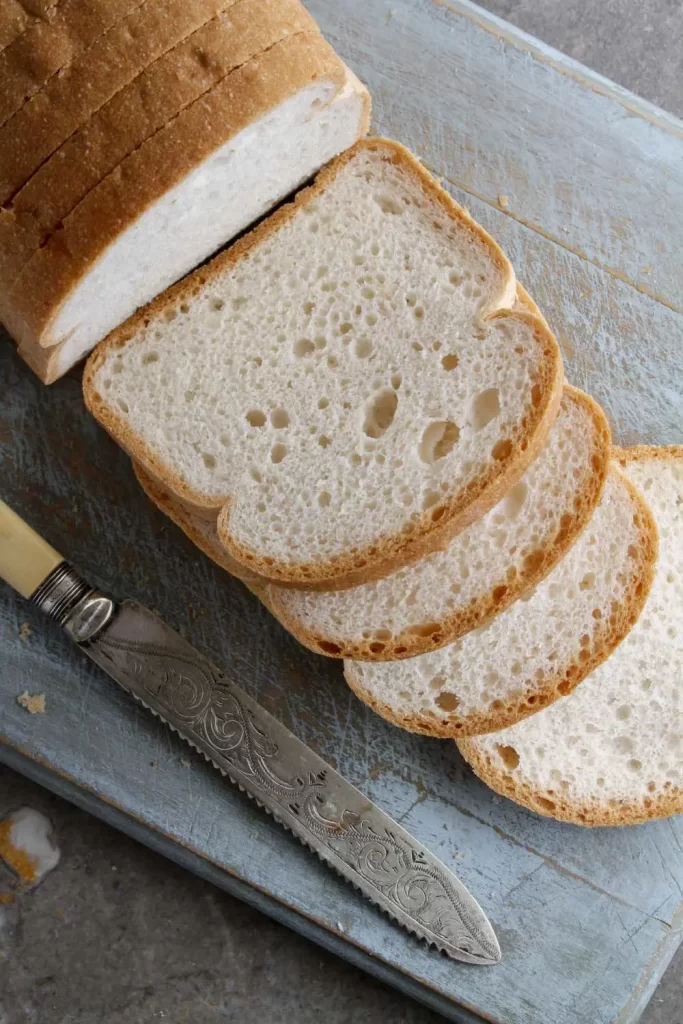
[1,1,681,1021]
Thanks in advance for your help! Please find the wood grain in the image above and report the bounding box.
[1,1,682,1022]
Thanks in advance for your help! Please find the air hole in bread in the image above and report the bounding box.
[294,338,315,358]
[142,352,159,365]
[163,308,178,322]
[497,744,520,770]
[441,354,459,371]
[492,438,512,461]
[414,306,425,320]
[246,410,266,428]
[369,642,386,654]
[318,435,331,448]
[318,492,331,508]
[375,193,404,215]
[271,409,290,429]
[628,759,643,773]
[319,641,342,655]
[419,421,460,463]
[202,454,216,470]
[407,621,440,638]
[355,338,373,359]
[117,399,129,413]
[436,691,459,712]
[503,480,528,519]
[471,388,501,430]
[536,796,556,812]
[271,443,287,464]
[406,292,417,308]
[422,490,441,510]
[364,389,398,439]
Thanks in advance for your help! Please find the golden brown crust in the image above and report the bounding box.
[0,1,60,53]
[344,464,659,735]
[513,283,545,323]
[5,32,354,350]
[133,461,264,584]
[457,739,682,827]
[0,0,146,128]
[0,0,318,285]
[0,0,254,206]
[457,445,682,827]
[84,137,563,588]
[266,385,611,658]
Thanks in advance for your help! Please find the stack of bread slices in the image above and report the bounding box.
[0,0,370,381]
[2,2,679,828]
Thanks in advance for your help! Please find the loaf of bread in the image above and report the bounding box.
[0,3,370,380]
[85,139,564,590]
[458,448,681,826]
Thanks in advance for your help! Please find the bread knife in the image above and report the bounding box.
[0,499,501,965]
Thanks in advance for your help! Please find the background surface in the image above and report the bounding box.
[1,1,681,1021]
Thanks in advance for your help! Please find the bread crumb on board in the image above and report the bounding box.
[18,622,32,642]
[16,692,46,714]
[497,194,510,211]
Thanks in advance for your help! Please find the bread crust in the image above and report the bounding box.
[84,137,563,589]
[345,464,659,734]
[5,32,358,350]
[458,445,682,826]
[0,0,318,285]
[0,0,147,128]
[266,386,610,657]
[0,0,60,53]
[0,0,252,207]
[133,461,263,584]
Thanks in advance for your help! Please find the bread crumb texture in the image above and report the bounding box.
[459,448,682,827]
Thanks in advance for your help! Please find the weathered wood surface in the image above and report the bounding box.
[1,1,682,1022]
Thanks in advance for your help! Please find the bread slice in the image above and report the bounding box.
[5,35,369,375]
[0,0,250,204]
[133,385,609,660]
[263,387,609,657]
[0,0,318,285]
[134,461,263,584]
[459,447,681,826]
[0,0,146,128]
[345,464,657,736]
[85,139,563,590]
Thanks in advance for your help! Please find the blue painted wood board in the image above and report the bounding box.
[1,1,682,1021]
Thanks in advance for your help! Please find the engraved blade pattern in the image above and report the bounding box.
[85,601,501,965]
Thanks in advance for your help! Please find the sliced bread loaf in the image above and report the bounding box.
[345,464,657,736]
[85,139,563,589]
[5,35,369,376]
[0,0,248,204]
[459,447,681,826]
[263,387,609,657]
[0,0,318,284]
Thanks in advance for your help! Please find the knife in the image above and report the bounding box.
[0,499,501,965]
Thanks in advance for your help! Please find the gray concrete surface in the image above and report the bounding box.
[1,2,682,1022]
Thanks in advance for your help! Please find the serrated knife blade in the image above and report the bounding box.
[0,500,501,965]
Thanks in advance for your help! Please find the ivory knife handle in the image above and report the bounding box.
[0,499,63,599]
